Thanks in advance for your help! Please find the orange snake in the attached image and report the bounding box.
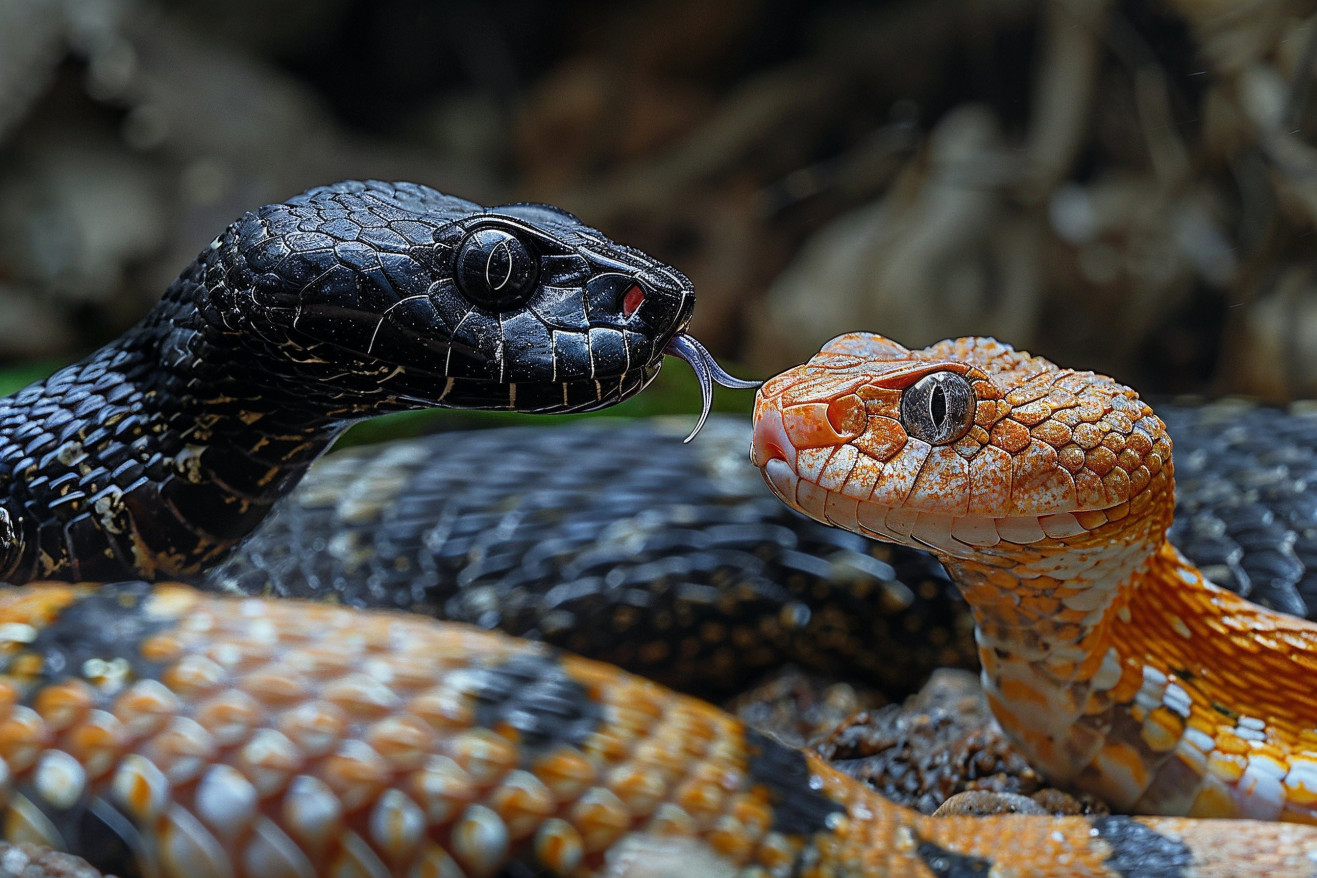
[751,332,1317,825]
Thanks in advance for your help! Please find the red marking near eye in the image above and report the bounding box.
[622,284,645,318]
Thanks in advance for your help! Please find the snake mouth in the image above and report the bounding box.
[383,361,666,414]
[756,459,1104,559]
[662,334,760,442]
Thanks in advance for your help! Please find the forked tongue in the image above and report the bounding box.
[663,333,761,442]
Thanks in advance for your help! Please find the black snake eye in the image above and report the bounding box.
[454,228,540,309]
[900,372,976,445]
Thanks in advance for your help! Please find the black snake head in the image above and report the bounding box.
[194,180,699,415]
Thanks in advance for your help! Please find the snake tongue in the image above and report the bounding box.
[663,333,761,443]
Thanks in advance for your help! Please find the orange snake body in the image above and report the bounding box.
[750,333,1317,826]
[2,582,1317,877]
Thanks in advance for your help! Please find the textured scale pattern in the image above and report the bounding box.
[207,417,967,696]
[1162,402,1317,616]
[200,408,1317,704]
[4,583,1317,877]
[750,332,1317,828]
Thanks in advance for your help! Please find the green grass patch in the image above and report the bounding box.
[0,356,760,447]
[0,360,63,396]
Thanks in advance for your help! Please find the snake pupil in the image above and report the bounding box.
[900,371,975,446]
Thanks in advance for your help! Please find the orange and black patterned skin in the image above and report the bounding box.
[5,581,1317,877]
[750,333,1317,828]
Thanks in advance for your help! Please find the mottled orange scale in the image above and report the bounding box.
[1057,444,1086,474]
[1005,383,1050,406]
[583,727,632,765]
[1128,465,1151,494]
[237,669,308,707]
[1096,740,1154,792]
[571,792,633,853]
[959,424,991,450]
[1116,448,1143,472]
[996,677,1048,709]
[808,353,864,371]
[489,778,557,839]
[1018,594,1060,619]
[1188,779,1238,817]
[320,751,390,812]
[674,771,729,824]
[1073,509,1108,531]
[781,376,866,407]
[1030,420,1072,447]
[1102,466,1130,502]
[289,647,356,679]
[1010,443,1076,515]
[63,712,127,778]
[531,749,596,803]
[1108,665,1146,706]
[853,417,906,461]
[990,419,1030,454]
[1101,431,1127,453]
[967,444,1012,515]
[33,679,92,732]
[1009,401,1052,426]
[366,716,437,769]
[910,447,970,516]
[1084,446,1117,476]
[1141,707,1186,753]
[1072,422,1103,448]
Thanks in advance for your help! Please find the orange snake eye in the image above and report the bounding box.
[900,372,975,445]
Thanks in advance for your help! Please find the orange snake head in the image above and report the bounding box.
[750,333,1174,560]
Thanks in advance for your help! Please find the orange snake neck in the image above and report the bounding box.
[751,332,1317,822]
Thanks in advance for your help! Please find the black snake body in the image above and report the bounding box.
[205,404,1317,698]
[0,180,697,585]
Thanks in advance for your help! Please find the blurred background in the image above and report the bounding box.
[2,0,1316,404]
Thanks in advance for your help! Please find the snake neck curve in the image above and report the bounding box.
[0,274,353,585]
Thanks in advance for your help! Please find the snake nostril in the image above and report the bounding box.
[756,440,787,465]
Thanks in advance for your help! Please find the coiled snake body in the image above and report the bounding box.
[0,183,1314,876]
